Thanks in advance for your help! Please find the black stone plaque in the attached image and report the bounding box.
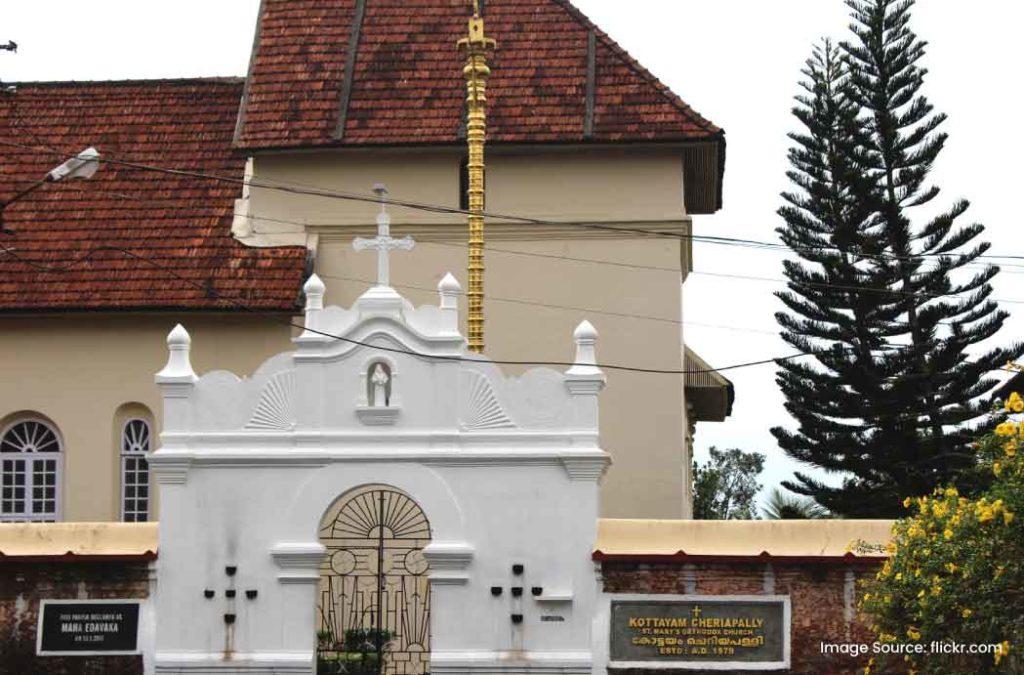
[610,597,789,667]
[37,600,141,655]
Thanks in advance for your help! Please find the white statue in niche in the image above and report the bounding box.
[369,362,392,408]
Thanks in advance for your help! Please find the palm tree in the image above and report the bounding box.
[762,488,831,519]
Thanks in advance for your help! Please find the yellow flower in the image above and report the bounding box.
[1006,391,1024,412]
[903,496,913,508]
[1004,511,1015,525]
[943,529,953,540]
[1006,442,1018,457]
[994,640,1011,665]
[906,627,921,641]
[994,461,1003,477]
[946,563,957,574]
[944,487,958,498]
[996,421,1017,437]
[961,608,972,618]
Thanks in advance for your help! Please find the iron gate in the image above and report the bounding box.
[318,486,431,674]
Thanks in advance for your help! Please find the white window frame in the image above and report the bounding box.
[119,418,151,522]
[0,418,63,522]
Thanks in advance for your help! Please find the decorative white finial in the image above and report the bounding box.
[438,272,462,310]
[574,320,598,346]
[353,183,415,288]
[301,273,326,336]
[156,324,197,383]
[304,273,325,310]
[565,320,605,386]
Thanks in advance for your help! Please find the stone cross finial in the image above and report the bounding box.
[353,184,415,288]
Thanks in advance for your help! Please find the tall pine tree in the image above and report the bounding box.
[773,1,1021,517]
[773,40,907,517]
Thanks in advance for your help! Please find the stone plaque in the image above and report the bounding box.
[609,595,790,669]
[37,600,141,655]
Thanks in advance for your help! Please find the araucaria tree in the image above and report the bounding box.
[773,0,1021,517]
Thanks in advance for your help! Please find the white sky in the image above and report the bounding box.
[4,1,1023,502]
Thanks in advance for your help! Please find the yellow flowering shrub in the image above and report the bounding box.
[859,392,1023,673]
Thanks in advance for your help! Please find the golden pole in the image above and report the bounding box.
[458,1,495,354]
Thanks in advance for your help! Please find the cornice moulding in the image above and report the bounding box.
[271,542,326,584]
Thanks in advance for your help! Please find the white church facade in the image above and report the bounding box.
[151,212,609,673]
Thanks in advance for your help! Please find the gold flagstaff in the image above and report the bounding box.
[457,0,496,354]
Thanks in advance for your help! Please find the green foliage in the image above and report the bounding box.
[693,447,765,520]
[761,488,830,520]
[859,394,1024,673]
[343,628,392,652]
[316,628,393,674]
[774,0,1022,517]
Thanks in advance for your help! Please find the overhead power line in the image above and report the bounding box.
[317,271,781,335]
[3,151,1024,310]
[3,138,1024,271]
[0,243,810,375]
[0,137,1019,371]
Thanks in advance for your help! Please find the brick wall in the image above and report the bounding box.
[0,561,149,675]
[601,559,886,675]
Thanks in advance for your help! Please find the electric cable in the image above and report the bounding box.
[0,243,814,375]
[3,137,1024,270]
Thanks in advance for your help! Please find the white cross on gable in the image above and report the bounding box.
[353,185,415,288]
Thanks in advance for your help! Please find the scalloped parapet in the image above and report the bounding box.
[153,276,609,477]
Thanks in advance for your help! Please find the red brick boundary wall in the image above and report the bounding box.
[0,560,149,675]
[599,558,884,675]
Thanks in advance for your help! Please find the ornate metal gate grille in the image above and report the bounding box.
[318,486,431,674]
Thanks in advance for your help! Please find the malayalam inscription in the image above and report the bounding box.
[38,601,140,655]
[610,598,787,665]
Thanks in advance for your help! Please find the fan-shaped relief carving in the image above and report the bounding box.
[460,370,516,430]
[245,369,299,430]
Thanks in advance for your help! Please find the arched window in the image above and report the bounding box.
[0,418,62,521]
[120,419,151,522]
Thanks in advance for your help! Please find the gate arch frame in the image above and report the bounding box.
[317,483,433,673]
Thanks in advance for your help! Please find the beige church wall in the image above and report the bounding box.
[0,314,293,522]
[239,147,688,236]
[240,147,693,519]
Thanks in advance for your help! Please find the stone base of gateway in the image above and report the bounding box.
[431,651,593,674]
[154,653,313,674]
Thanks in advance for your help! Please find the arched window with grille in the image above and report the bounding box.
[120,418,151,522]
[0,418,62,522]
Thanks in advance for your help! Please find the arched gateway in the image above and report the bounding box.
[318,485,432,674]
[150,213,609,674]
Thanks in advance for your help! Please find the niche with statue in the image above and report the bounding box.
[356,358,400,425]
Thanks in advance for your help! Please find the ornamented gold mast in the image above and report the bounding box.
[457,0,496,354]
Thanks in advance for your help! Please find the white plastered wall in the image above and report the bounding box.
[151,277,609,674]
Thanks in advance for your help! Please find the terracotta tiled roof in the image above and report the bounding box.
[235,0,723,150]
[0,79,309,313]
